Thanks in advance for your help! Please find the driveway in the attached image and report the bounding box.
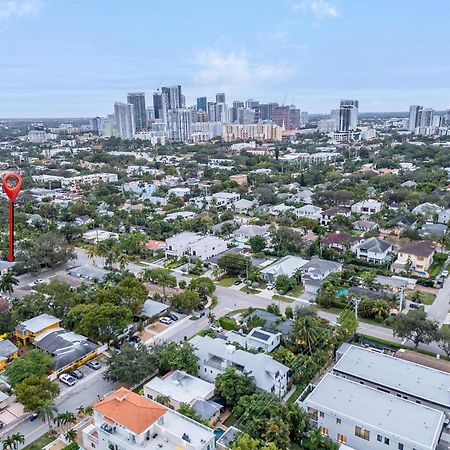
[427,274,450,325]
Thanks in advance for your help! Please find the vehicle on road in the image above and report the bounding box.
[29,278,44,287]
[267,283,275,290]
[159,317,172,325]
[86,360,101,370]
[69,370,84,379]
[127,335,141,344]
[59,373,77,386]
[442,270,449,277]
[29,414,38,422]
[209,323,223,333]
[167,313,178,321]
[409,302,420,309]
[234,280,242,285]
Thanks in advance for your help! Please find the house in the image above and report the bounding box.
[333,345,450,412]
[243,310,293,337]
[0,340,18,370]
[438,208,450,225]
[295,205,322,220]
[143,240,166,253]
[188,236,228,261]
[74,215,93,226]
[190,335,289,396]
[300,373,444,450]
[291,189,314,205]
[391,241,436,277]
[82,387,215,450]
[191,399,223,425]
[223,327,282,353]
[33,327,99,376]
[165,232,202,258]
[351,200,383,215]
[144,370,215,411]
[352,237,392,264]
[233,225,270,243]
[374,275,417,291]
[419,223,448,237]
[168,187,191,198]
[212,192,240,208]
[229,174,248,186]
[320,231,353,252]
[140,299,170,319]
[300,257,343,282]
[233,198,254,213]
[15,313,61,345]
[68,265,108,282]
[165,211,196,221]
[396,215,418,230]
[270,204,295,216]
[412,203,442,219]
[353,219,379,232]
[260,255,308,283]
[401,180,417,188]
[320,207,351,226]
[82,229,119,244]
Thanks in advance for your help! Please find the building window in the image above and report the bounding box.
[377,434,382,442]
[384,437,390,445]
[319,411,324,418]
[336,418,341,425]
[337,434,346,444]
[319,427,328,437]
[399,444,404,450]
[355,426,370,441]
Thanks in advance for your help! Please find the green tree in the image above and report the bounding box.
[275,275,295,294]
[35,401,58,430]
[68,302,132,342]
[437,326,450,357]
[393,310,439,348]
[156,342,198,375]
[15,375,60,412]
[337,309,358,341]
[0,272,19,295]
[248,235,266,253]
[215,366,255,407]
[6,350,53,387]
[2,433,25,450]
[187,277,216,299]
[54,411,76,433]
[178,403,207,425]
[104,344,158,384]
[218,253,250,276]
[64,429,78,444]
[141,268,177,298]
[290,316,322,354]
[231,433,280,450]
[171,290,201,312]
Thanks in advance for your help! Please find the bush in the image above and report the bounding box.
[219,317,239,331]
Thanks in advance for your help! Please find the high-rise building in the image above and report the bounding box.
[127,92,146,130]
[339,99,359,132]
[420,108,434,127]
[161,86,183,110]
[207,102,216,122]
[289,106,301,129]
[300,111,309,124]
[114,102,135,139]
[168,108,192,142]
[146,107,155,124]
[232,101,245,122]
[237,107,255,124]
[272,105,291,129]
[408,105,423,132]
[153,91,163,120]
[215,102,228,123]
[197,97,207,112]
[259,103,278,121]
[90,116,102,134]
[216,93,226,103]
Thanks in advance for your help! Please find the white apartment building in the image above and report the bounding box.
[60,173,118,191]
[351,199,383,215]
[83,387,215,450]
[190,335,289,396]
[222,123,283,142]
[224,327,281,353]
[188,236,228,261]
[165,232,202,258]
[301,373,444,450]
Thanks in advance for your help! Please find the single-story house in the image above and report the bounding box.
[260,255,308,283]
[0,340,19,371]
[351,200,383,215]
[353,219,379,232]
[140,299,170,319]
[233,225,270,243]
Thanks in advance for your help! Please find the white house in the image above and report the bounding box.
[188,236,228,260]
[352,237,392,264]
[83,387,215,450]
[295,205,323,220]
[190,335,289,396]
[223,327,282,353]
[233,198,255,213]
[351,200,383,215]
[165,232,202,258]
[260,255,308,283]
[233,225,270,243]
[168,187,191,198]
[438,208,450,225]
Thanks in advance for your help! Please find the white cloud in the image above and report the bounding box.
[194,49,293,88]
[292,0,340,18]
[0,0,42,20]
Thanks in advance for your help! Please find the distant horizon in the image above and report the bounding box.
[1,0,450,117]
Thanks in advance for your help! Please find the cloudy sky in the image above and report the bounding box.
[1,0,450,117]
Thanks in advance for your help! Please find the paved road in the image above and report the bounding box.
[427,274,450,325]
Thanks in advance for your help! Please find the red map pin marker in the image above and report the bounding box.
[2,172,22,262]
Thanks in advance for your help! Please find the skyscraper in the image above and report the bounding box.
[127,92,146,130]
[197,97,207,112]
[420,108,433,127]
[162,85,183,110]
[408,105,423,131]
[114,102,135,139]
[168,108,192,142]
[232,101,245,122]
[339,100,359,132]
[153,91,163,120]
[216,93,226,103]
[90,116,102,134]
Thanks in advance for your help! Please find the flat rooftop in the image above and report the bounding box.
[334,345,450,409]
[17,313,59,334]
[304,374,444,450]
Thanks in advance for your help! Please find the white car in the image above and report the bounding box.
[29,278,43,287]
[59,373,77,387]
[267,283,275,290]
[442,270,449,278]
[159,317,172,325]
[209,323,223,333]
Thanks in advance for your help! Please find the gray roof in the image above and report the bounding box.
[0,340,18,358]
[16,313,60,334]
[355,237,391,253]
[141,299,169,318]
[261,255,308,278]
[191,399,222,420]
[304,374,444,450]
[300,257,342,279]
[33,328,98,371]
[244,310,293,336]
[68,265,107,282]
[334,345,450,409]
[233,224,269,238]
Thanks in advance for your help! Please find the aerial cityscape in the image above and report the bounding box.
[0,1,450,450]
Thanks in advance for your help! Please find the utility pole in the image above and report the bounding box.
[399,287,405,312]
[352,297,361,320]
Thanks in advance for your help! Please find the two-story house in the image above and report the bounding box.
[352,237,393,264]
[391,241,436,277]
[351,200,383,216]
[83,387,215,450]
[15,313,61,345]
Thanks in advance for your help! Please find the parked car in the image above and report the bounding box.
[442,270,449,277]
[159,317,172,325]
[29,278,43,287]
[209,323,223,333]
[267,283,275,290]
[127,335,141,344]
[234,280,242,285]
[167,313,179,321]
[409,302,420,309]
[69,370,84,379]
[59,373,77,386]
[86,360,101,370]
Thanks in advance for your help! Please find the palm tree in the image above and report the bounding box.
[116,253,130,272]
[86,247,98,266]
[54,411,76,433]
[36,402,57,430]
[291,316,321,355]
[64,429,77,443]
[0,272,19,296]
[207,311,216,324]
[2,433,25,450]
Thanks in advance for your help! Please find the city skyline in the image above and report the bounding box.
[1,0,450,117]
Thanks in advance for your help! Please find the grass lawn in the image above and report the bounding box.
[407,291,436,305]
[240,286,261,294]
[428,255,447,278]
[286,384,307,405]
[272,294,294,304]
[217,277,238,287]
[24,432,55,450]
[223,413,237,427]
[163,258,186,269]
[442,324,450,332]
[289,284,304,298]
